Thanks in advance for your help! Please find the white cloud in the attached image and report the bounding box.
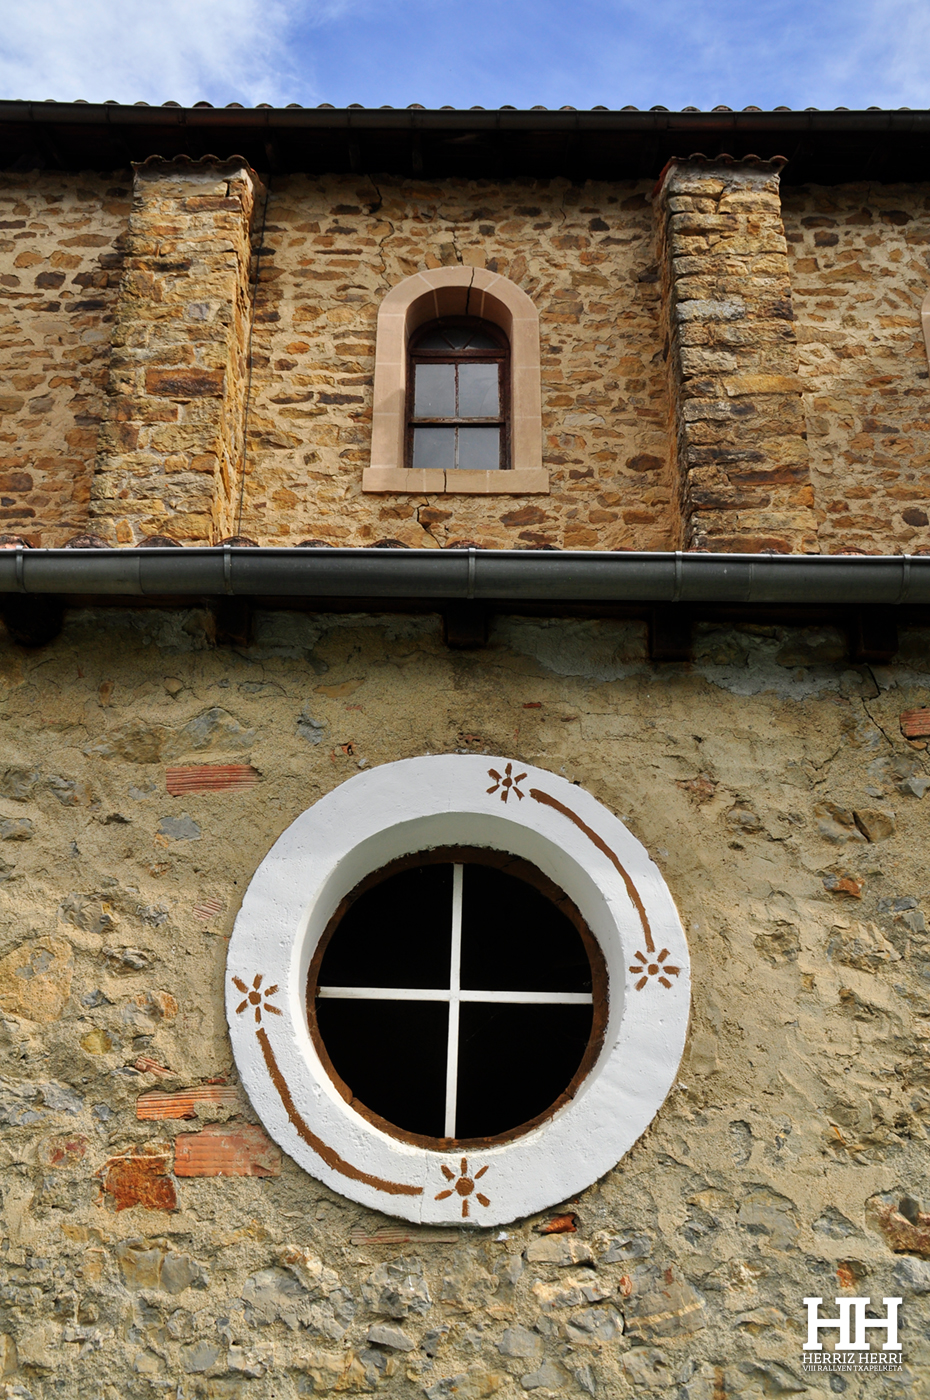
[0,0,308,107]
[2,0,929,115]
[817,0,930,107]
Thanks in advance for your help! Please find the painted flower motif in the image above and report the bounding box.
[629,948,680,991]
[232,973,282,1024]
[487,763,526,803]
[435,1157,490,1218]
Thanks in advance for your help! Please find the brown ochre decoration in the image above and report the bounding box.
[232,973,282,1023]
[232,972,423,1198]
[487,763,527,802]
[485,769,678,991]
[435,1157,490,1218]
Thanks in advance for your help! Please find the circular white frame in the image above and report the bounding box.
[226,755,690,1226]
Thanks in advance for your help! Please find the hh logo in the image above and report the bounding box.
[803,1297,902,1352]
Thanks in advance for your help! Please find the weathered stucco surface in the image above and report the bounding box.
[0,612,928,1395]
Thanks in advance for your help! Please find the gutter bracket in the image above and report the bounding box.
[443,603,488,650]
[649,606,692,663]
[850,606,898,665]
[213,597,252,649]
[897,555,912,605]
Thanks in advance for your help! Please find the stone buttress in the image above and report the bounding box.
[89,156,262,544]
[654,156,818,553]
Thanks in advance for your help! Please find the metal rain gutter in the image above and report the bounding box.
[4,101,930,138]
[0,547,928,607]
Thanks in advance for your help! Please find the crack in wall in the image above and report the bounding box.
[464,265,476,316]
[365,177,393,280]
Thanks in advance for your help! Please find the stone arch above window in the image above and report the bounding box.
[363,267,547,496]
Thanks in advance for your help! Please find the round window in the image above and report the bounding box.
[307,849,607,1151]
[227,755,689,1226]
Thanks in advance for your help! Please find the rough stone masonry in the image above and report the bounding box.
[0,611,927,1396]
[4,150,930,553]
[1,112,930,1399]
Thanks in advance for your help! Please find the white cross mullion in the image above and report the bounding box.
[317,987,593,1005]
[314,862,595,1144]
[443,864,464,1139]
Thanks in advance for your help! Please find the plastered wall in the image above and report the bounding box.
[0,612,929,1395]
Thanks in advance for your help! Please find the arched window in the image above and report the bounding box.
[408,319,509,473]
[364,266,546,495]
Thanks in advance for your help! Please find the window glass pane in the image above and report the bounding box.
[316,998,448,1138]
[442,328,473,349]
[414,363,455,418]
[317,864,453,989]
[415,326,502,351]
[456,1003,593,1140]
[413,426,455,472]
[457,363,499,418]
[463,329,500,349]
[460,865,592,993]
[416,329,455,350]
[456,427,501,471]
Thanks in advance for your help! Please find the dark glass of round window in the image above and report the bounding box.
[306,849,607,1147]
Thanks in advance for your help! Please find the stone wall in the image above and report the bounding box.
[89,159,260,546]
[235,174,674,550]
[5,168,930,557]
[0,172,127,545]
[0,171,679,553]
[784,182,930,554]
[0,610,929,1394]
[655,159,818,554]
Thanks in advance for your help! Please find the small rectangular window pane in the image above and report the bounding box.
[413,426,455,472]
[316,999,448,1139]
[414,363,455,418]
[456,1003,592,1140]
[456,426,501,471]
[457,363,499,418]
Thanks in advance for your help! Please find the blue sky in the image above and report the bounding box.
[1,0,929,113]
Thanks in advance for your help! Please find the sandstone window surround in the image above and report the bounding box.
[922,289,930,366]
[363,267,547,496]
[226,755,690,1225]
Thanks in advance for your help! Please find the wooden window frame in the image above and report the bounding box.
[406,317,511,473]
[364,266,547,495]
[306,845,608,1153]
